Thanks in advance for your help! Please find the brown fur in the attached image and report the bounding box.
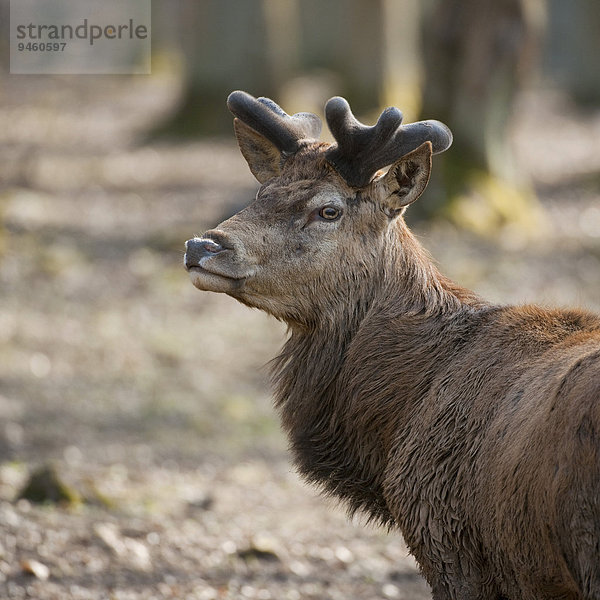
[186,135,600,599]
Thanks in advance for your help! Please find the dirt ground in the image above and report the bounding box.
[1,73,600,600]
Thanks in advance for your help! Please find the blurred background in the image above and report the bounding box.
[1,1,600,599]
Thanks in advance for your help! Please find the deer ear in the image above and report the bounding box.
[376,141,432,214]
[233,118,283,183]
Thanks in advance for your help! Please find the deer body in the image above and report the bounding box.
[185,92,600,599]
[274,231,600,600]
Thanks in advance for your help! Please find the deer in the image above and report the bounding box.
[184,91,600,600]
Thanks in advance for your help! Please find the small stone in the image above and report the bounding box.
[94,523,151,571]
[21,558,50,580]
[237,536,281,563]
[382,583,401,598]
[18,464,80,505]
[334,545,354,564]
[187,494,214,511]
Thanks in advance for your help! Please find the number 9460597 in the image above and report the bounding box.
[17,42,67,51]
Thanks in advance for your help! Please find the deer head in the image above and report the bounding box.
[185,91,452,329]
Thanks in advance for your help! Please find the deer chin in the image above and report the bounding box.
[188,266,246,294]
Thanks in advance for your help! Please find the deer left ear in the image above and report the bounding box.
[375,141,432,215]
[233,118,283,183]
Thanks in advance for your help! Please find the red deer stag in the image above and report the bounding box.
[184,91,600,600]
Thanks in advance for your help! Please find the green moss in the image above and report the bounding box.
[409,147,548,241]
[18,464,81,506]
[445,170,547,240]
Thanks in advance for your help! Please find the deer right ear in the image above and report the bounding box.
[375,141,433,216]
[233,118,283,183]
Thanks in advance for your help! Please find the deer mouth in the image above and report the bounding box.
[188,265,247,294]
[184,236,248,294]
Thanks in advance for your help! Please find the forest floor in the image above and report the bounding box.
[1,73,600,600]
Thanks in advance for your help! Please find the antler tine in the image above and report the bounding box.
[227,90,322,155]
[324,96,453,188]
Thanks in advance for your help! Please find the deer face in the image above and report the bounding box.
[185,92,451,326]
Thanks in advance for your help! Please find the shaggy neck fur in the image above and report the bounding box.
[271,221,487,525]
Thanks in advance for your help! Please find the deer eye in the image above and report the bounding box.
[318,206,342,221]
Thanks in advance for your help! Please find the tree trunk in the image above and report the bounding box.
[415,0,544,230]
[544,0,600,106]
[150,0,387,138]
[150,0,278,138]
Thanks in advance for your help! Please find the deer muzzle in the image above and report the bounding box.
[184,235,248,294]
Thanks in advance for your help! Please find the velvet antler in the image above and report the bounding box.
[227,91,322,156]
[324,97,453,188]
[227,91,452,188]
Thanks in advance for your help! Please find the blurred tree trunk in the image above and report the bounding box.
[544,0,600,106]
[150,0,283,138]
[150,0,388,138]
[297,0,384,114]
[414,0,545,232]
[381,0,422,120]
[0,0,9,74]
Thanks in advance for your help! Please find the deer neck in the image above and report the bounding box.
[270,224,486,523]
[272,224,481,408]
[383,224,482,315]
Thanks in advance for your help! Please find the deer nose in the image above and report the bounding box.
[184,237,225,269]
